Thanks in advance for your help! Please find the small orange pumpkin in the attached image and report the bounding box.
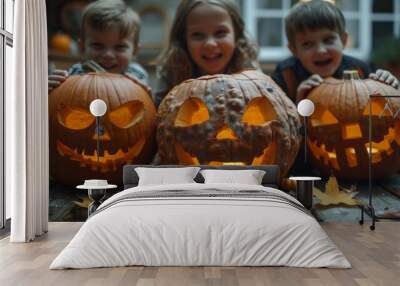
[157,70,301,176]
[49,66,157,186]
[307,70,400,180]
[50,33,72,54]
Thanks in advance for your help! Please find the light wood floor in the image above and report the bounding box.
[0,222,399,286]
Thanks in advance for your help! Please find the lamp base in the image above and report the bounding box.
[87,188,106,216]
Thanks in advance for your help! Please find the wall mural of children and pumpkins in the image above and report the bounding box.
[48,0,400,222]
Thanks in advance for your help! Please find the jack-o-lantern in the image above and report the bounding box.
[307,70,400,180]
[157,70,301,176]
[49,70,157,186]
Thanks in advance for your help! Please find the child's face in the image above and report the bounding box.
[82,24,135,74]
[185,3,235,75]
[289,28,348,77]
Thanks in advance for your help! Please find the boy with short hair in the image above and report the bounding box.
[271,0,399,103]
[49,0,148,91]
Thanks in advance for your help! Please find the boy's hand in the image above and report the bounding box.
[369,69,399,89]
[48,70,68,92]
[296,74,323,102]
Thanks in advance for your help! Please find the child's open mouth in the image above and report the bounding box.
[100,62,118,70]
[202,54,223,61]
[314,59,333,67]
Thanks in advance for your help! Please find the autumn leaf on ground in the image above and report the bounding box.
[314,176,361,206]
[382,211,400,218]
[73,196,91,209]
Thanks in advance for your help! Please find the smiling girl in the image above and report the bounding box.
[154,0,259,106]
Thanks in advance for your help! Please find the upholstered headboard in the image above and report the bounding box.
[123,165,280,189]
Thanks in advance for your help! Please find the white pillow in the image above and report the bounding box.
[200,169,266,185]
[135,167,201,186]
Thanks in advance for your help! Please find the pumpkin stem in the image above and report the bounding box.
[343,70,360,80]
[82,60,106,73]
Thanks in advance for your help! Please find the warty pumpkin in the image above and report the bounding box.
[49,69,157,186]
[306,70,400,180]
[156,70,301,176]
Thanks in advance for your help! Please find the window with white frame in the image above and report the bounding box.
[5,0,13,33]
[370,0,400,48]
[1,0,14,229]
[241,0,392,63]
[242,0,296,62]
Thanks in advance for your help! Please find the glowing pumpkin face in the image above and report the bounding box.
[157,70,301,176]
[307,71,400,180]
[49,72,157,186]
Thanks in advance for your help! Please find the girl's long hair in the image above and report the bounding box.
[157,0,259,88]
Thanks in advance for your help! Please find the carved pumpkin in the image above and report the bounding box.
[307,70,400,180]
[49,71,157,186]
[157,70,301,176]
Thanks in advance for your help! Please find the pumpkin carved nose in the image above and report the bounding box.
[92,128,111,141]
[216,125,238,140]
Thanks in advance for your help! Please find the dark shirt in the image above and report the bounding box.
[153,76,171,108]
[271,55,372,102]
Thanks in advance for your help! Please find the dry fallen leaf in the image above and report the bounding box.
[73,196,91,209]
[382,211,400,218]
[314,176,361,206]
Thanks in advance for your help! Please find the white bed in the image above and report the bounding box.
[50,165,350,269]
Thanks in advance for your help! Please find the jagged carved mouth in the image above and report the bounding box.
[308,98,400,171]
[56,137,145,172]
[174,141,277,166]
[308,126,398,170]
[171,96,280,166]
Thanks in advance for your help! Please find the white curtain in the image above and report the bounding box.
[8,0,49,242]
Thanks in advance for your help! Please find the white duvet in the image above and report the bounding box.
[50,183,351,269]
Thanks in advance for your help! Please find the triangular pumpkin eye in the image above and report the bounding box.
[362,97,393,117]
[310,105,339,127]
[57,104,95,130]
[109,100,144,129]
[174,98,209,127]
[242,97,276,125]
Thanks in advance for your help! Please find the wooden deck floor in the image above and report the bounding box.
[0,222,399,286]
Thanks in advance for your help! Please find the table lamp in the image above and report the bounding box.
[297,99,315,163]
[89,99,107,170]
